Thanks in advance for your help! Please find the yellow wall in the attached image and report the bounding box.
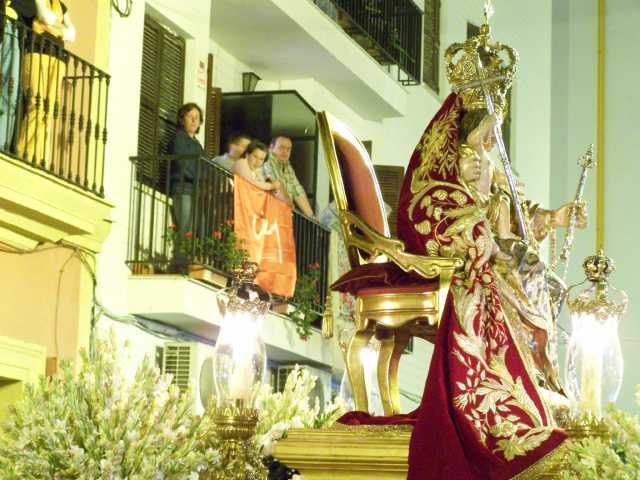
[0,246,93,366]
[64,0,111,70]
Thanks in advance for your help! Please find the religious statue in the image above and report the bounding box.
[392,14,587,480]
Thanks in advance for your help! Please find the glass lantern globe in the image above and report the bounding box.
[564,251,627,418]
[210,264,270,409]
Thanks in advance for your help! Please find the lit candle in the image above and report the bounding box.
[229,349,253,402]
[578,313,603,417]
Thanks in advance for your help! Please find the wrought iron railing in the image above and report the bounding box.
[328,0,423,85]
[127,155,330,312]
[0,14,110,196]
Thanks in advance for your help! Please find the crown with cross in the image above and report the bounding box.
[444,18,518,115]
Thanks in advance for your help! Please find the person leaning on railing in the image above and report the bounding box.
[169,102,206,245]
[232,140,290,205]
[16,0,76,165]
[262,135,316,219]
[211,131,250,172]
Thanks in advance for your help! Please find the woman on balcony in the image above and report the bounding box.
[169,102,205,268]
[232,140,290,205]
[169,103,205,272]
[16,0,75,165]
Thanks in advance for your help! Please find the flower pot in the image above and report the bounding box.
[130,262,155,275]
[188,264,229,288]
[271,302,295,315]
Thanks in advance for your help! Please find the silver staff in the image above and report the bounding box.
[472,54,529,244]
[560,145,595,282]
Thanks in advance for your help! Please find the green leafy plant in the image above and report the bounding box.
[205,220,249,272]
[165,223,200,257]
[286,263,322,340]
[165,220,249,273]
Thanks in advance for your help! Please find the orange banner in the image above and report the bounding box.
[233,175,297,297]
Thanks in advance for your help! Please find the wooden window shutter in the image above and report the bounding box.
[204,86,222,158]
[423,0,440,92]
[138,18,161,158]
[137,15,185,186]
[204,54,222,158]
[373,165,405,236]
[157,31,185,155]
[138,16,185,155]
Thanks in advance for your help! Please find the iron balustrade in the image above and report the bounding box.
[328,0,423,85]
[127,155,330,313]
[0,14,109,196]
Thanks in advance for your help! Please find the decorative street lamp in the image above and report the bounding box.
[201,263,269,480]
[242,72,261,93]
[564,250,627,418]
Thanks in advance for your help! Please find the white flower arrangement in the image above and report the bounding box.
[0,338,343,480]
[561,399,640,479]
[0,334,213,479]
[255,365,345,456]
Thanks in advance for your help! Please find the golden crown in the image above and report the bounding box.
[445,23,518,114]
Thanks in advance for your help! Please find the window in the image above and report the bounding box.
[137,15,185,157]
[373,165,405,237]
[423,0,440,92]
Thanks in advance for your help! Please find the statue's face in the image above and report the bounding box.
[459,151,481,182]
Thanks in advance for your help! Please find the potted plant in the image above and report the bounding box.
[129,248,171,275]
[285,263,322,340]
[204,220,249,273]
[165,221,249,289]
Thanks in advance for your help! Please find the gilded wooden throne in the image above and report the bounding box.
[317,112,462,415]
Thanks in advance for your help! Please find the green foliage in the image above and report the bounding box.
[165,220,249,272]
[286,263,322,340]
[205,220,249,272]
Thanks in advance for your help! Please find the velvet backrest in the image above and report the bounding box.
[317,112,389,238]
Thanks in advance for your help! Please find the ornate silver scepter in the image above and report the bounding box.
[558,145,595,282]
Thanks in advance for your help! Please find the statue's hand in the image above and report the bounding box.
[574,200,588,229]
[468,114,502,151]
[479,112,502,131]
[553,200,588,229]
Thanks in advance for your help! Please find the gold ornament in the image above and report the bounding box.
[445,22,518,115]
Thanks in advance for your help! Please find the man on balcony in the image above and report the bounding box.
[212,132,250,172]
[16,0,76,165]
[0,1,30,151]
[262,135,315,219]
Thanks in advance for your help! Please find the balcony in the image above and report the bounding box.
[324,0,423,85]
[0,15,112,252]
[210,0,411,120]
[126,155,331,358]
